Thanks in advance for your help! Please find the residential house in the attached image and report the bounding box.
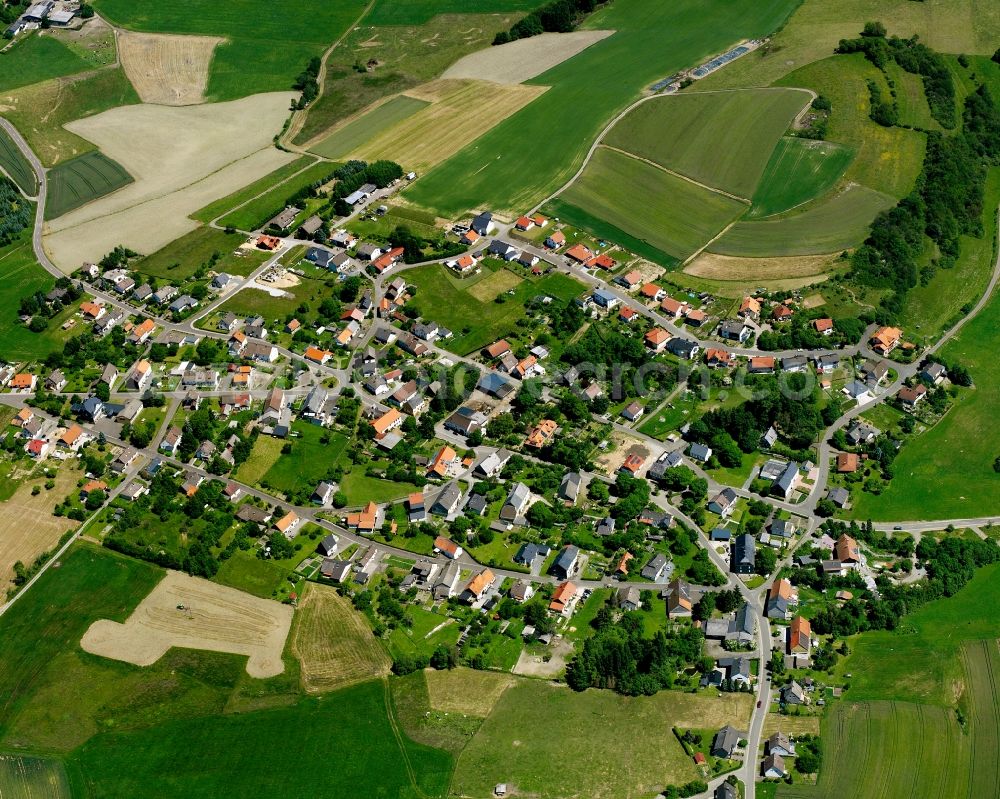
[549,581,578,614]
[444,405,486,437]
[513,542,550,571]
[471,211,495,235]
[665,578,692,617]
[813,317,834,336]
[827,486,850,508]
[708,487,737,516]
[499,482,531,522]
[738,296,761,320]
[667,338,700,360]
[688,442,712,463]
[433,562,461,600]
[617,585,641,611]
[433,535,463,560]
[897,384,927,408]
[371,408,404,439]
[551,545,580,580]
[641,553,670,582]
[731,534,755,574]
[461,569,497,605]
[345,502,380,534]
[846,421,880,446]
[766,733,796,758]
[159,426,182,455]
[711,726,743,759]
[870,326,902,355]
[129,318,156,344]
[860,359,889,384]
[427,445,459,478]
[311,481,336,506]
[525,419,557,449]
[544,230,566,249]
[644,327,670,352]
[719,319,751,343]
[835,533,860,565]
[781,355,808,373]
[558,472,582,504]
[920,362,947,385]
[749,356,775,374]
[509,580,534,603]
[45,369,66,392]
[431,481,463,517]
[762,754,787,779]
[772,461,800,500]
[705,348,733,368]
[274,511,300,538]
[591,288,619,309]
[788,615,811,655]
[474,449,512,479]
[781,681,806,705]
[660,296,687,318]
[765,578,797,619]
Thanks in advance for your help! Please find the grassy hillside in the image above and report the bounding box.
[404,0,800,216]
[604,88,810,198]
[0,33,91,93]
[749,138,853,218]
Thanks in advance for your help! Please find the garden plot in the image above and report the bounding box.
[81,570,293,678]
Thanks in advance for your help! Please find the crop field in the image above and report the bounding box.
[44,151,133,221]
[0,128,37,196]
[117,30,222,106]
[310,96,431,160]
[453,680,752,799]
[66,680,453,798]
[777,700,969,799]
[403,0,800,216]
[218,161,336,231]
[962,639,1000,796]
[749,138,854,218]
[0,754,70,799]
[0,33,91,93]
[0,68,140,168]
[291,584,391,693]
[0,465,78,593]
[559,147,747,262]
[709,184,894,257]
[776,54,926,201]
[695,0,1000,94]
[133,227,269,281]
[350,79,548,175]
[604,89,809,198]
[94,0,369,101]
[189,156,315,224]
[81,571,294,678]
[406,264,584,354]
[685,251,840,282]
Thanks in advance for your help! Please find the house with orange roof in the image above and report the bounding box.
[837,452,859,473]
[514,215,534,231]
[619,452,646,476]
[58,424,85,450]
[641,283,666,301]
[788,615,811,655]
[525,419,557,448]
[256,234,281,251]
[461,568,497,604]
[705,348,733,368]
[128,318,156,344]
[544,230,566,249]
[765,578,798,619]
[371,407,403,438]
[127,359,153,391]
[586,253,615,270]
[304,346,333,365]
[484,339,511,359]
[80,301,105,320]
[564,243,593,263]
[772,304,793,321]
[738,296,761,320]
[813,318,834,336]
[531,214,548,227]
[427,445,458,478]
[619,306,638,323]
[660,296,687,318]
[614,551,634,576]
[870,326,902,354]
[449,253,476,273]
[433,535,463,560]
[9,373,36,392]
[13,407,34,427]
[335,326,355,347]
[835,533,860,564]
[460,229,481,246]
[645,327,670,351]
[514,354,543,379]
[80,479,108,498]
[274,510,300,537]
[749,356,775,374]
[549,581,579,615]
[615,269,643,290]
[685,308,707,326]
[346,501,380,533]
[372,246,404,274]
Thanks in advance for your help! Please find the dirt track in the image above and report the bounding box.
[81,570,293,678]
[118,30,222,106]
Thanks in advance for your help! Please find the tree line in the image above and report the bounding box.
[493,0,606,45]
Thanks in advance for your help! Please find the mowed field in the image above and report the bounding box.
[117,30,223,106]
[310,96,431,160]
[559,147,747,263]
[94,0,370,101]
[0,754,70,799]
[708,184,894,257]
[453,680,753,799]
[348,79,548,175]
[217,160,335,231]
[0,128,38,196]
[291,583,391,693]
[406,264,584,354]
[749,138,854,218]
[0,33,91,93]
[603,89,810,198]
[44,151,133,220]
[777,700,970,799]
[404,0,801,216]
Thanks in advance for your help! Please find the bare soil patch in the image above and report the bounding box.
[81,570,293,678]
[685,251,841,281]
[351,79,545,174]
[424,668,515,716]
[0,466,78,592]
[802,292,826,309]
[443,30,614,84]
[595,432,654,476]
[118,30,222,106]
[513,637,573,678]
[291,583,390,693]
[43,92,295,270]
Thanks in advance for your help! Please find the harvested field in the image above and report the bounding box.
[685,252,841,281]
[118,30,223,106]
[442,30,614,84]
[291,583,390,693]
[309,96,430,160]
[424,668,514,716]
[467,267,521,301]
[81,570,293,678]
[351,79,547,174]
[0,466,78,592]
[42,92,296,271]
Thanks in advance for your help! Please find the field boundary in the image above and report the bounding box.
[599,144,751,203]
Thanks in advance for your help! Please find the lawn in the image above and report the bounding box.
[403,0,801,216]
[133,226,269,280]
[234,436,285,486]
[709,183,894,257]
[604,88,810,198]
[261,424,347,497]
[214,274,334,324]
[45,151,133,220]
[0,127,38,196]
[64,681,453,798]
[406,264,584,355]
[0,67,140,168]
[452,680,753,799]
[218,161,337,231]
[748,137,854,218]
[0,33,91,93]
[94,0,370,101]
[189,155,316,224]
[213,550,289,599]
[310,96,431,160]
[558,147,747,262]
[339,469,420,506]
[386,606,461,661]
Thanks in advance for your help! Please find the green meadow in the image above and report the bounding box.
[749,138,854,218]
[0,33,91,93]
[404,0,801,215]
[0,128,38,196]
[604,88,810,198]
[189,156,315,224]
[133,227,270,280]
